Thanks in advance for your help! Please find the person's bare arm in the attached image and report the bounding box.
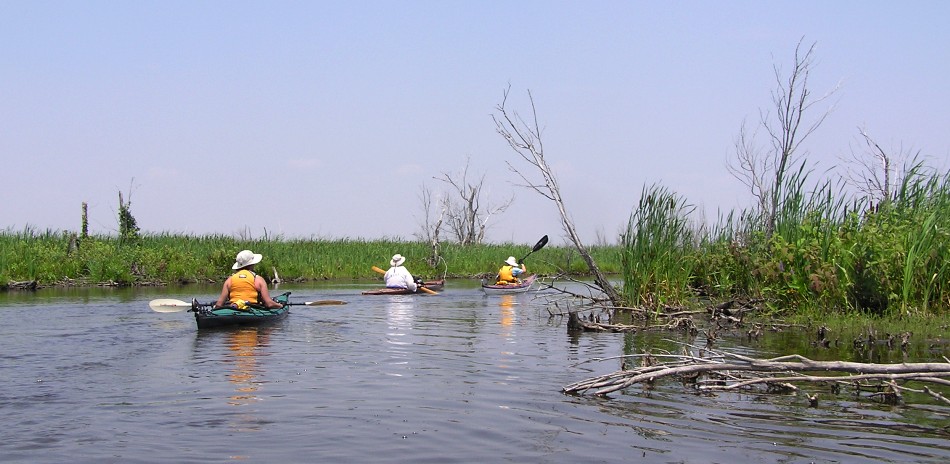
[256,276,283,308]
[214,278,231,308]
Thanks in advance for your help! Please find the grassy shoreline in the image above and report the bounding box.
[5,164,950,320]
[4,227,949,340]
[0,230,622,288]
[618,166,950,319]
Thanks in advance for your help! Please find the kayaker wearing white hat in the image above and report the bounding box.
[496,256,526,285]
[384,253,420,292]
[214,249,283,309]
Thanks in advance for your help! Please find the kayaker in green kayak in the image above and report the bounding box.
[214,250,283,309]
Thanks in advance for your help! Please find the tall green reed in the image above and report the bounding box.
[887,164,950,315]
[620,184,696,308]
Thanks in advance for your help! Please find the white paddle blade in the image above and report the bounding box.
[149,298,193,313]
[304,300,348,306]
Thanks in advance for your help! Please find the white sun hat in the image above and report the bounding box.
[505,256,519,266]
[232,250,263,269]
[390,254,406,267]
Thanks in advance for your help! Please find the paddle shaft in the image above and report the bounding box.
[149,298,345,312]
[289,300,348,306]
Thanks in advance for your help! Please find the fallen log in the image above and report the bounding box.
[563,347,950,407]
[5,280,38,290]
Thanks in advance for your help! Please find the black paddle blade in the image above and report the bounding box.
[518,235,549,264]
[533,235,549,252]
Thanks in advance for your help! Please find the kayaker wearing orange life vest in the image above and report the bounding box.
[496,256,526,285]
[214,250,283,309]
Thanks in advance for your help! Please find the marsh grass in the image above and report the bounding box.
[621,184,696,308]
[4,162,950,319]
[620,162,950,317]
[0,230,623,286]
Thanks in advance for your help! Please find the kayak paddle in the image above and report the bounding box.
[148,298,346,313]
[519,235,549,264]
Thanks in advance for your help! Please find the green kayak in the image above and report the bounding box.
[191,292,291,329]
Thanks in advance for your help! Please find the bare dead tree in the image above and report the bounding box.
[726,120,770,216]
[727,38,839,237]
[414,184,445,266]
[839,126,920,206]
[415,184,443,243]
[435,156,514,245]
[492,86,623,305]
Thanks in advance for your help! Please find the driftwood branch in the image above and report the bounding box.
[4,280,38,291]
[563,347,950,407]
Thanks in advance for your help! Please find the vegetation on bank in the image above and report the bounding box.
[620,164,950,319]
[4,163,950,321]
[5,159,950,323]
[0,230,622,286]
[0,164,950,318]
[6,159,950,323]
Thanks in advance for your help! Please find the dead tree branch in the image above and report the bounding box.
[839,126,922,207]
[727,38,839,237]
[493,86,623,304]
[564,347,950,407]
[435,156,513,245]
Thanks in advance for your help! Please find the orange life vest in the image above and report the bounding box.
[497,265,519,285]
[228,270,260,304]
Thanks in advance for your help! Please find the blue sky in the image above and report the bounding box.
[3,1,948,245]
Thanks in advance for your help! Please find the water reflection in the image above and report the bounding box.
[386,295,414,338]
[188,326,274,435]
[385,295,415,376]
[499,294,516,339]
[495,294,521,379]
[225,328,270,407]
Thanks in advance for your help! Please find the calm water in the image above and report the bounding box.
[1,280,947,463]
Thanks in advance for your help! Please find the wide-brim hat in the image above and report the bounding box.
[232,249,263,269]
[505,256,519,266]
[390,254,406,267]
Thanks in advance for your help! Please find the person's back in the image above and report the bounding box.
[215,249,283,309]
[228,269,260,304]
[384,253,418,292]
